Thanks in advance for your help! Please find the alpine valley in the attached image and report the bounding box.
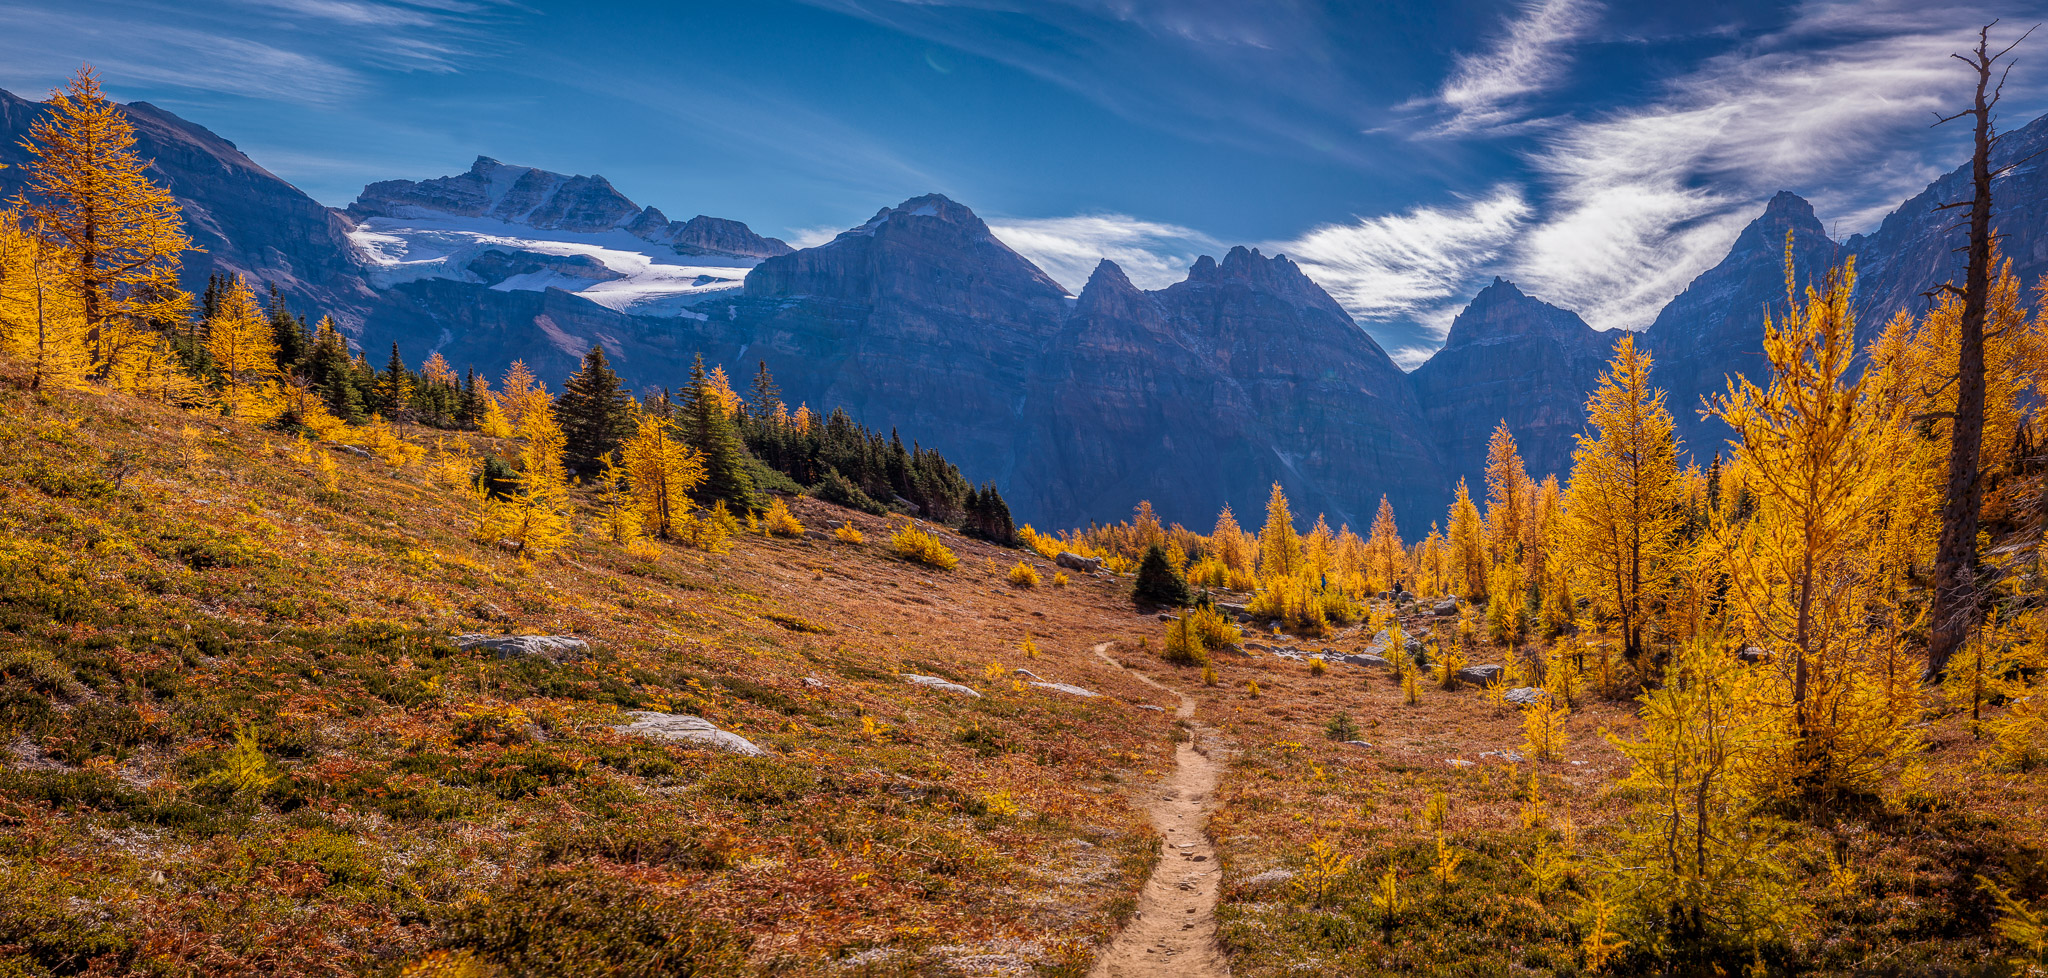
[5,85,2044,530]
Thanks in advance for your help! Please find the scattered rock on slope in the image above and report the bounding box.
[613,712,766,755]
[453,634,589,663]
[903,674,982,697]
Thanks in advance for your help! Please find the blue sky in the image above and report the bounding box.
[4,0,2043,363]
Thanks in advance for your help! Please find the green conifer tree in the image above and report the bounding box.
[681,353,762,512]
[1133,544,1193,607]
[556,344,638,479]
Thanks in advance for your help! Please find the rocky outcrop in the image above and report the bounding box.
[465,249,623,287]
[630,210,794,259]
[348,156,641,232]
[1409,278,1613,486]
[903,674,981,697]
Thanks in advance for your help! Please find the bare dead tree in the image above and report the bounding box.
[1925,21,2035,683]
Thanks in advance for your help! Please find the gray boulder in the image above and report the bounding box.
[1030,682,1099,698]
[1433,598,1459,617]
[903,674,981,697]
[614,712,765,756]
[1737,645,1772,663]
[453,634,589,663]
[1503,686,1548,705]
[1341,740,1374,749]
[1215,602,1251,621]
[1456,664,1503,686]
[1239,869,1296,893]
[1056,551,1103,573]
[1337,654,1391,668]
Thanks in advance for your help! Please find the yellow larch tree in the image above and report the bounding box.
[0,212,88,390]
[620,415,705,539]
[15,65,191,382]
[1446,478,1486,602]
[1483,421,1533,570]
[479,394,575,557]
[1305,513,1336,581]
[1257,483,1302,581]
[1211,504,1255,577]
[1564,333,1685,665]
[1365,495,1405,593]
[497,360,547,429]
[1709,251,1917,796]
[205,277,283,421]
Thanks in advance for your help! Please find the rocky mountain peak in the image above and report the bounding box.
[1440,277,1598,350]
[1071,259,1159,323]
[1179,245,1349,319]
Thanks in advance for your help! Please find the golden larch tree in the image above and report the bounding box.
[1365,495,1405,593]
[0,212,88,390]
[1564,333,1685,664]
[205,277,282,420]
[1709,250,1918,794]
[15,66,191,380]
[1483,421,1532,570]
[1446,478,1486,602]
[1257,483,1302,581]
[621,415,705,539]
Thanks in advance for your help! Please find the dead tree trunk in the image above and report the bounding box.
[1927,22,2033,682]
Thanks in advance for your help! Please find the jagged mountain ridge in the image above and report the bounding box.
[348,155,794,260]
[1,86,2041,531]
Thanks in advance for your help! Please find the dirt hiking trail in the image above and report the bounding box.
[1089,643,1231,978]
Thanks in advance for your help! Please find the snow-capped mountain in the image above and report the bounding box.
[343,157,791,317]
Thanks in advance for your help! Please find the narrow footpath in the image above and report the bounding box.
[1088,643,1231,978]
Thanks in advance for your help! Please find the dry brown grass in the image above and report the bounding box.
[0,373,1195,977]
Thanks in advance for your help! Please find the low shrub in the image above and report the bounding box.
[1007,561,1040,587]
[890,522,958,570]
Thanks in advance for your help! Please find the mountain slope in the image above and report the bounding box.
[0,88,377,326]
[0,370,1172,975]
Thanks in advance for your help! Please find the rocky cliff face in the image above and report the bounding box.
[1409,278,1613,488]
[1847,111,2048,330]
[1020,250,1445,530]
[0,88,377,327]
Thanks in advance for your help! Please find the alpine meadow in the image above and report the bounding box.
[6,6,2048,978]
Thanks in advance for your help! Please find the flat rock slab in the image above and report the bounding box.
[1029,681,1099,698]
[903,674,981,697]
[1503,686,1548,705]
[453,634,589,663]
[1456,664,1503,686]
[614,712,765,756]
[1336,654,1390,668]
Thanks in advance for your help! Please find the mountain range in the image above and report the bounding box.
[2,86,2042,532]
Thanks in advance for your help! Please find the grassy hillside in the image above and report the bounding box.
[0,368,1183,977]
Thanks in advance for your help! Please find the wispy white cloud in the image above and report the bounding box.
[989,214,1221,292]
[1429,0,1602,135]
[0,0,517,104]
[1273,186,1532,326]
[1511,0,2000,330]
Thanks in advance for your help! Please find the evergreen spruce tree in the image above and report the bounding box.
[556,344,638,479]
[376,343,413,417]
[681,353,762,512]
[1133,544,1193,607]
[266,283,309,371]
